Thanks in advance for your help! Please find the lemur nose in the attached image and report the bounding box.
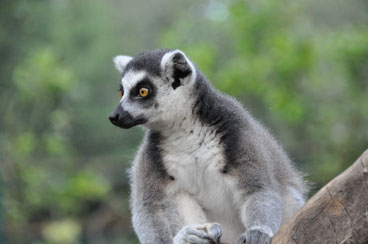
[109,113,119,124]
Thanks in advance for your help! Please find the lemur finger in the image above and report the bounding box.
[188,223,222,243]
[174,226,211,244]
[184,234,212,244]
[208,223,222,243]
[184,226,209,240]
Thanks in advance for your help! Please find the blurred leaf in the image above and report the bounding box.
[14,132,37,157]
[42,219,81,244]
[67,171,111,200]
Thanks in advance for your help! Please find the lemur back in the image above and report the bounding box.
[109,49,307,244]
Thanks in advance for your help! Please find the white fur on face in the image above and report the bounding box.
[143,78,193,130]
[120,70,147,101]
[119,70,147,116]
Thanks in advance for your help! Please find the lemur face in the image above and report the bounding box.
[109,49,196,129]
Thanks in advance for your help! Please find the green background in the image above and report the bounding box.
[0,0,367,243]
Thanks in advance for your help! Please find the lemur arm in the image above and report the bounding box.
[237,189,283,244]
[130,167,178,243]
[131,200,176,244]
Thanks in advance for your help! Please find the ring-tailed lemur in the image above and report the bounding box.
[109,49,307,244]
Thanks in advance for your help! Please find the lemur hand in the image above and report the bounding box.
[173,223,222,244]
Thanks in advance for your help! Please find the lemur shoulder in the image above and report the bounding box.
[109,49,307,244]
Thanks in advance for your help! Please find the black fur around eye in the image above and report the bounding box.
[130,78,156,100]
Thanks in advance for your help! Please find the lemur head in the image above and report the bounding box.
[109,49,197,130]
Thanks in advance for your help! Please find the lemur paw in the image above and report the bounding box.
[173,223,222,244]
[236,227,272,244]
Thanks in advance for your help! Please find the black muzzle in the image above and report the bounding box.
[109,105,146,129]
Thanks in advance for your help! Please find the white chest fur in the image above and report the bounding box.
[160,119,244,241]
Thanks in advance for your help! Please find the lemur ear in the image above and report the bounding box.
[113,55,133,74]
[160,50,196,89]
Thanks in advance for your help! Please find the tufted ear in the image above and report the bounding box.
[160,50,196,89]
[113,55,133,74]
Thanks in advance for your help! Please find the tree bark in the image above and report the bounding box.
[270,149,368,244]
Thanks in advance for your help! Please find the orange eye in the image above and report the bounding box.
[119,91,123,98]
[139,87,149,97]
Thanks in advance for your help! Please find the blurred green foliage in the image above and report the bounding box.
[0,0,367,243]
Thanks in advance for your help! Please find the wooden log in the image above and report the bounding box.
[271,149,368,244]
